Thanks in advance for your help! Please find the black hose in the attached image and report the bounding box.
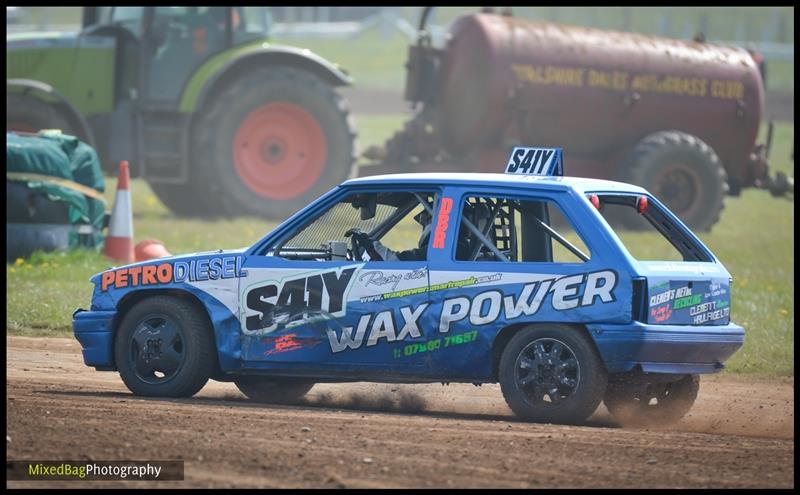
[418,6,434,32]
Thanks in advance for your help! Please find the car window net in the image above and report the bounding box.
[280,201,398,253]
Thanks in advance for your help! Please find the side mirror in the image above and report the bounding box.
[361,196,377,221]
[352,194,377,221]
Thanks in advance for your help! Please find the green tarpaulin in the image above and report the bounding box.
[6,130,106,250]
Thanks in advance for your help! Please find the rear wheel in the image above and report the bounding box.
[604,374,700,427]
[234,376,314,404]
[622,131,727,232]
[190,66,356,219]
[6,92,73,134]
[498,324,607,424]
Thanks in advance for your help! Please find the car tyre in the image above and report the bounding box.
[234,376,315,404]
[499,324,607,424]
[604,374,700,427]
[114,296,217,397]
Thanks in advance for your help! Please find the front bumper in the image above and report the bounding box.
[72,308,116,370]
[589,321,745,374]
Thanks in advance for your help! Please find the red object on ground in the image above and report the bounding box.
[103,161,134,263]
[135,239,173,262]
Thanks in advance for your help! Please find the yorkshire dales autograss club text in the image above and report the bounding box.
[7,460,184,481]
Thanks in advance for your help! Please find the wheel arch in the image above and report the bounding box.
[111,288,223,376]
[490,322,603,381]
[182,46,352,116]
[7,78,96,147]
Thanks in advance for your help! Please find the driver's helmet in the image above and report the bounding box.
[415,210,432,248]
[414,210,431,226]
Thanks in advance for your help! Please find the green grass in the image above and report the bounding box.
[6,118,795,376]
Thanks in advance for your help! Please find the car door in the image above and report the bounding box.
[425,186,632,381]
[238,186,439,378]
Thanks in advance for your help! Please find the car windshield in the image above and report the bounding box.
[270,191,437,261]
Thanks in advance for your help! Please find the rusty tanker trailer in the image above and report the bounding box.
[365,10,791,230]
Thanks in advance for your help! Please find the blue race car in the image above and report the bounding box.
[73,147,744,425]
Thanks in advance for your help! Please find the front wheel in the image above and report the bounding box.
[604,374,700,427]
[234,376,315,404]
[114,296,217,397]
[498,324,607,424]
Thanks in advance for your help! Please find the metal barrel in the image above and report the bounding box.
[436,14,764,180]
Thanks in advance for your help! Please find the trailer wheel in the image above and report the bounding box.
[6,92,73,135]
[604,374,699,427]
[192,67,356,219]
[114,296,217,398]
[498,324,607,424]
[623,131,727,232]
[234,377,314,404]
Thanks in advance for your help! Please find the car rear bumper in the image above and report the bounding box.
[72,308,116,370]
[589,321,745,374]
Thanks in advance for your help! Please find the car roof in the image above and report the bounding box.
[343,173,648,195]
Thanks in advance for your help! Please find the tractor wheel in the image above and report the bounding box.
[6,92,73,134]
[622,131,727,232]
[192,67,356,219]
[234,376,315,404]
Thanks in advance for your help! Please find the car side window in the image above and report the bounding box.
[268,190,437,262]
[454,195,590,263]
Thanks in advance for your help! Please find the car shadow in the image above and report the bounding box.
[37,388,619,429]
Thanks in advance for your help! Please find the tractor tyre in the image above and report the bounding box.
[621,131,727,232]
[191,66,356,219]
[7,92,73,135]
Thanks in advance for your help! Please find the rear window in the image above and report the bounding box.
[590,194,712,262]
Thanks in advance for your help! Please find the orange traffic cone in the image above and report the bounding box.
[135,239,172,262]
[103,161,134,263]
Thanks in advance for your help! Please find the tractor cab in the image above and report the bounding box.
[81,7,272,105]
[8,6,355,219]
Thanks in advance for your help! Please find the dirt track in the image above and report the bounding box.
[6,336,794,488]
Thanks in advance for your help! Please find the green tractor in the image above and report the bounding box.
[7,7,356,218]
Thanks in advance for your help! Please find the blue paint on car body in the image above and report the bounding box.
[73,170,744,383]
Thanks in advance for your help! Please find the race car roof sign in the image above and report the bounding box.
[505,147,564,177]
